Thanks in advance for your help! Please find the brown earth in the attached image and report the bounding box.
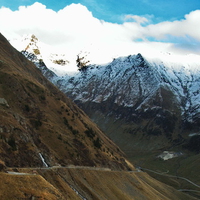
[0,172,65,200]
[1,167,195,200]
[0,32,131,170]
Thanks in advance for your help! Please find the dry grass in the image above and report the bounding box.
[0,33,131,170]
[0,172,64,200]
[0,168,195,200]
[40,168,193,200]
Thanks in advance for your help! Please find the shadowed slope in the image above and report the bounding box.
[0,33,130,170]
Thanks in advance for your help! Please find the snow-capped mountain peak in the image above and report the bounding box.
[10,34,74,76]
[10,34,200,128]
[55,53,200,125]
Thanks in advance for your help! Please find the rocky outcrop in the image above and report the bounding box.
[0,98,9,107]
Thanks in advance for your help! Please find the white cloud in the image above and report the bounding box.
[124,15,149,24]
[145,10,200,41]
[0,2,200,68]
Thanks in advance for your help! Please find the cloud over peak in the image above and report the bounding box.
[0,2,200,66]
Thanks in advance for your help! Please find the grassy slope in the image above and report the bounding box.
[0,33,131,170]
[0,172,65,200]
[1,168,193,200]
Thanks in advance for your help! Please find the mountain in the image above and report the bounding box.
[52,52,200,196]
[6,33,200,199]
[0,32,132,170]
[10,34,76,76]
[15,35,200,141]
[55,53,200,150]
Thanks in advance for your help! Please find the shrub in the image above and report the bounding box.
[57,134,62,140]
[93,137,102,149]
[25,104,30,112]
[72,129,79,135]
[84,128,95,139]
[30,119,42,130]
[63,117,69,126]
[8,136,17,151]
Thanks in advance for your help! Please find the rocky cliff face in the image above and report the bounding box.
[52,53,200,154]
[11,34,73,76]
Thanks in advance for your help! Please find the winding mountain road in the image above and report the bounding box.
[7,165,200,198]
[140,167,200,188]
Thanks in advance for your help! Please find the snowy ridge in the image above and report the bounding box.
[10,34,73,76]
[151,57,200,121]
[56,53,200,123]
[60,54,160,105]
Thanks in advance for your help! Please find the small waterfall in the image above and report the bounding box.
[39,153,48,167]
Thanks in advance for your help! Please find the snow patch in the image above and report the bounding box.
[158,151,183,161]
[188,133,200,137]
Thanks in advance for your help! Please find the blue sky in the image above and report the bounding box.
[1,0,200,23]
[0,1,200,66]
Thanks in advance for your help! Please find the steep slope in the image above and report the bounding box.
[0,172,65,200]
[0,33,131,170]
[39,168,193,200]
[1,167,195,200]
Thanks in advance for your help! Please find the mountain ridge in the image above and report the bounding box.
[12,34,200,152]
[57,53,200,125]
[14,34,200,152]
